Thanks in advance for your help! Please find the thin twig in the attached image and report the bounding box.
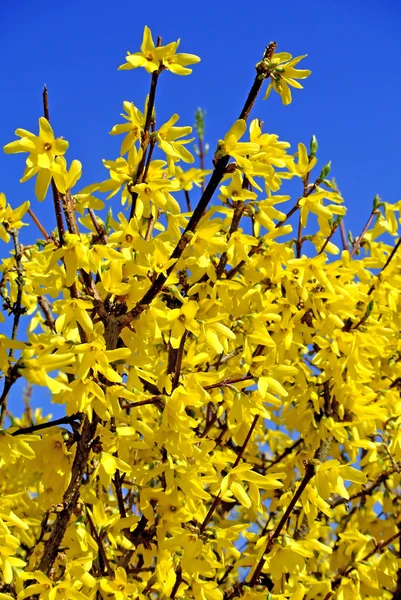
[27,208,52,241]
[43,85,66,244]
[11,413,82,436]
[249,461,316,587]
[120,43,278,330]
[171,332,187,390]
[349,208,378,258]
[0,229,26,425]
[199,415,260,535]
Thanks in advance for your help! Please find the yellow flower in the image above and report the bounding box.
[51,157,82,194]
[0,193,29,243]
[315,460,367,499]
[216,119,259,166]
[4,117,68,168]
[290,142,317,178]
[54,297,94,335]
[156,114,195,169]
[109,101,145,155]
[4,118,69,200]
[119,25,168,73]
[100,567,138,600]
[167,299,200,348]
[219,170,258,203]
[264,53,311,105]
[161,38,201,75]
[119,26,200,76]
[74,336,131,383]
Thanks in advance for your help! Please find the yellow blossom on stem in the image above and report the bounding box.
[264,53,311,105]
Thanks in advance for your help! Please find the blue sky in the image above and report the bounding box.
[1,0,401,417]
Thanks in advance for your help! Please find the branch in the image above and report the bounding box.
[329,466,400,508]
[325,524,401,598]
[129,37,162,220]
[248,460,316,587]
[38,414,100,574]
[11,413,82,436]
[367,236,401,295]
[349,206,378,258]
[120,43,278,330]
[203,374,254,391]
[264,437,303,471]
[199,415,260,535]
[43,85,66,244]
[86,508,111,574]
[0,229,26,425]
[27,208,52,241]
[171,332,187,391]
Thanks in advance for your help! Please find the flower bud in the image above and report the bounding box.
[309,134,318,157]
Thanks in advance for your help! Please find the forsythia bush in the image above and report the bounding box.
[1,25,401,600]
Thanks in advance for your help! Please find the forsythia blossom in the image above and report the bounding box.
[0,24,400,600]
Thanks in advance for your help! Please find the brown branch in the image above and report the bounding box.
[171,332,187,391]
[329,466,399,508]
[88,208,108,244]
[38,295,56,332]
[216,196,246,277]
[27,208,52,241]
[349,207,378,258]
[119,397,164,411]
[339,219,348,251]
[86,508,112,574]
[11,413,82,436]
[203,374,254,391]
[368,236,401,295]
[43,85,66,244]
[0,229,26,425]
[249,460,316,587]
[120,43,278,330]
[184,189,192,212]
[38,414,100,574]
[129,38,162,220]
[199,415,259,535]
[264,438,304,471]
[318,219,341,255]
[325,524,401,597]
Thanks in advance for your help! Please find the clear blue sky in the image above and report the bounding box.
[1,0,400,416]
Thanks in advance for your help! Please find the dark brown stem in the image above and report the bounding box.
[121,43,278,329]
[119,397,164,411]
[265,438,303,471]
[170,566,183,599]
[11,413,82,436]
[86,508,111,574]
[27,208,52,240]
[339,219,348,251]
[249,460,316,587]
[329,466,399,508]
[216,195,245,278]
[349,208,378,258]
[0,229,25,425]
[129,38,162,220]
[367,236,401,295]
[38,414,100,574]
[203,374,253,391]
[328,525,401,593]
[199,415,259,535]
[42,85,66,244]
[38,295,56,332]
[88,208,108,244]
[184,189,192,212]
[171,332,187,390]
[318,221,340,255]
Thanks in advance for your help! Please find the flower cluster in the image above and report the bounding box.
[0,24,400,600]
